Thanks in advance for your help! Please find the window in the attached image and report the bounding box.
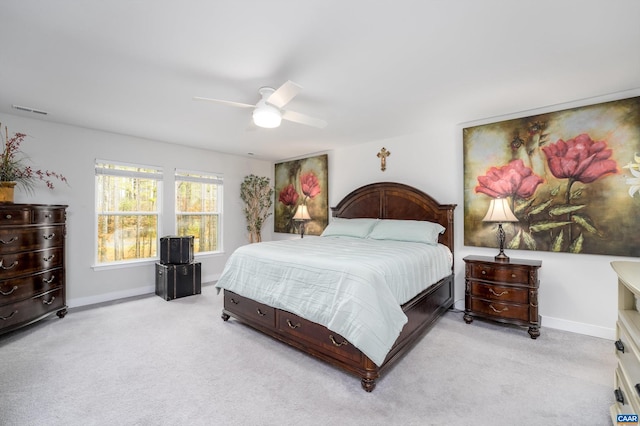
[95,160,162,265]
[175,169,223,254]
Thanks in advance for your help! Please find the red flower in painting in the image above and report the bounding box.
[541,133,618,183]
[475,159,543,199]
[278,184,299,206]
[300,172,321,199]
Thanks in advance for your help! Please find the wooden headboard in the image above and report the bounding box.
[331,182,456,255]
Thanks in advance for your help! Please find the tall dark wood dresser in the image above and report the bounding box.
[0,204,68,336]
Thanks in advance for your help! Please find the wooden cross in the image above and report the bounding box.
[377,147,391,171]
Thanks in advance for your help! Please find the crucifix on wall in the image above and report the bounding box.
[377,147,391,171]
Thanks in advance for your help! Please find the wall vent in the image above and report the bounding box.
[12,105,48,115]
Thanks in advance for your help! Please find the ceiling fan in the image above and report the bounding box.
[193,80,327,129]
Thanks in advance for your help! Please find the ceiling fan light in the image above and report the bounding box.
[253,104,282,128]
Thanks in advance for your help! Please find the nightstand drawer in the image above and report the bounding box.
[467,263,529,284]
[469,298,530,322]
[470,281,529,303]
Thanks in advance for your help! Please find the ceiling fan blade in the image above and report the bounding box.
[267,81,302,109]
[192,97,254,109]
[282,109,328,129]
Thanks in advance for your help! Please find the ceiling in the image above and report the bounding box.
[2,1,639,161]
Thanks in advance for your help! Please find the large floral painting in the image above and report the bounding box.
[274,154,328,235]
[463,96,640,257]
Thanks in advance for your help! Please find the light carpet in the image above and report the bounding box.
[0,284,616,426]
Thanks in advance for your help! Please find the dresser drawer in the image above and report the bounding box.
[0,287,64,330]
[0,225,65,254]
[32,208,66,224]
[0,268,64,304]
[470,281,529,304]
[0,247,63,279]
[469,298,530,322]
[224,291,275,328]
[277,310,361,364]
[0,208,32,225]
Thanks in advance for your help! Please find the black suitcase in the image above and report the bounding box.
[160,235,194,265]
[155,262,201,301]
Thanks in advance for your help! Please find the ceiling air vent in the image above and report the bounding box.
[12,105,48,115]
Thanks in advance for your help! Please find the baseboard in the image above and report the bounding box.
[541,315,615,341]
[67,273,221,309]
[453,300,615,340]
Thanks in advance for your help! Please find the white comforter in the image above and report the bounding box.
[215,236,453,366]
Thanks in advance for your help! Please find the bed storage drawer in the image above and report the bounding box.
[277,310,361,364]
[224,291,275,328]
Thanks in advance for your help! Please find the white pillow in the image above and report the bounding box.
[367,219,445,244]
[320,218,379,238]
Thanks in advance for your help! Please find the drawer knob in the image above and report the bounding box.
[0,259,18,270]
[0,236,18,245]
[481,270,487,275]
[42,275,56,284]
[615,339,625,353]
[635,384,640,398]
[42,296,56,305]
[0,310,18,320]
[44,255,55,262]
[329,335,348,347]
[43,233,56,240]
[4,214,11,219]
[489,304,508,313]
[229,298,239,305]
[256,308,266,317]
[511,273,516,278]
[489,288,508,297]
[0,285,18,296]
[615,388,625,404]
[286,319,300,329]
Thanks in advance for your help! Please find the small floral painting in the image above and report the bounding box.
[463,96,640,257]
[274,154,328,235]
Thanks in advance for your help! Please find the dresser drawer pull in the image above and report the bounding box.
[286,319,300,329]
[511,274,516,278]
[1,310,18,320]
[635,383,640,398]
[329,335,348,347]
[615,388,625,404]
[481,270,487,275]
[43,233,56,240]
[42,296,56,305]
[615,340,625,353]
[44,255,55,262]
[229,298,239,305]
[0,236,18,245]
[44,213,52,219]
[0,259,18,270]
[256,308,266,317]
[489,288,508,297]
[4,214,11,219]
[0,285,18,296]
[489,304,508,313]
[42,275,56,284]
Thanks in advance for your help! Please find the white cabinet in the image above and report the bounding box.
[611,261,640,421]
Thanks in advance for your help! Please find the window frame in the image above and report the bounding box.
[94,159,163,268]
[174,168,224,255]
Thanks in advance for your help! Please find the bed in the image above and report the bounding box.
[217,182,456,391]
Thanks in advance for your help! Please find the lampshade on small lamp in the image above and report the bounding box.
[293,204,311,238]
[483,198,518,262]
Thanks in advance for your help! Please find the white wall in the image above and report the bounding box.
[0,113,272,307]
[327,89,640,340]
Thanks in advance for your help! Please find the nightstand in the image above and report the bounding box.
[463,255,542,339]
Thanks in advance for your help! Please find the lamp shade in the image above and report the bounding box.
[252,102,282,128]
[293,204,311,221]
[482,198,518,223]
